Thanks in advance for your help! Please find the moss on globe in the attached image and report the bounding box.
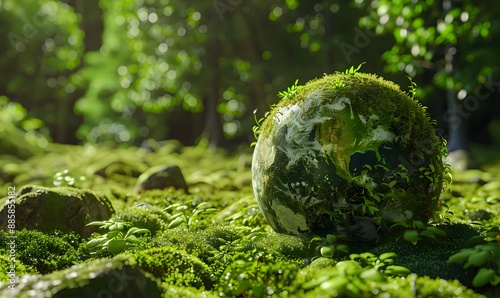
[251,72,449,240]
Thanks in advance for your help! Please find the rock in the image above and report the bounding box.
[0,255,163,298]
[252,72,447,239]
[0,185,114,238]
[134,165,188,193]
[466,209,494,221]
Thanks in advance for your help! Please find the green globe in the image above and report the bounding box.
[252,72,448,241]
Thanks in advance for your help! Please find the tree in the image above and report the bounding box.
[0,0,83,143]
[358,0,500,151]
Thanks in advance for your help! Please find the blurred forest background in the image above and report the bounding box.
[1,0,499,153]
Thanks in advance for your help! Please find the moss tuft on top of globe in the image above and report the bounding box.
[251,71,449,241]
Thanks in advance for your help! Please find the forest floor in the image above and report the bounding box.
[0,140,499,297]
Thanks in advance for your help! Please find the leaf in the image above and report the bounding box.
[388,180,397,188]
[319,277,349,292]
[320,246,336,258]
[412,221,426,230]
[106,230,121,239]
[87,237,107,248]
[426,226,446,236]
[168,216,186,229]
[472,268,495,288]
[360,268,386,282]
[379,252,398,261]
[404,230,419,245]
[420,230,435,238]
[326,234,337,243]
[448,249,474,264]
[336,245,349,253]
[368,206,379,215]
[85,221,105,227]
[107,239,126,255]
[125,227,150,238]
[385,265,411,276]
[464,251,491,269]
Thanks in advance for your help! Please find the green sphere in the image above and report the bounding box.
[252,72,447,240]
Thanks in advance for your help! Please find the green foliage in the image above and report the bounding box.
[0,96,51,158]
[448,228,500,288]
[310,234,349,259]
[336,62,366,75]
[0,254,28,282]
[164,200,218,230]
[294,252,409,297]
[277,79,299,99]
[359,0,500,97]
[390,220,447,245]
[0,0,83,141]
[86,219,150,255]
[0,230,79,274]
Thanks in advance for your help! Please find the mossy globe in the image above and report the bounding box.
[252,72,447,240]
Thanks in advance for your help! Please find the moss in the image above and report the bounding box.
[0,254,28,282]
[254,233,312,258]
[0,230,79,274]
[132,246,212,289]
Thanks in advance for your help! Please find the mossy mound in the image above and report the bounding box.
[252,72,448,238]
[132,246,212,289]
[114,205,170,235]
[0,230,80,275]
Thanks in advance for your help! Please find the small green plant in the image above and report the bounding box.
[277,79,299,99]
[301,252,410,296]
[448,228,500,288]
[86,219,150,255]
[390,220,446,245]
[251,109,268,146]
[407,76,417,99]
[336,62,365,75]
[310,234,349,259]
[164,201,218,229]
[349,252,411,276]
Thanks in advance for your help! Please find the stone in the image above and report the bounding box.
[0,255,163,297]
[134,165,189,193]
[0,185,114,238]
[252,72,447,239]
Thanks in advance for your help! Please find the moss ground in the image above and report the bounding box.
[0,141,499,297]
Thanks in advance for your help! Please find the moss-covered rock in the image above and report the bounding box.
[0,185,114,238]
[252,72,447,238]
[0,255,162,298]
[134,165,189,193]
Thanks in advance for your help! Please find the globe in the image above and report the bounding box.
[251,72,447,241]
